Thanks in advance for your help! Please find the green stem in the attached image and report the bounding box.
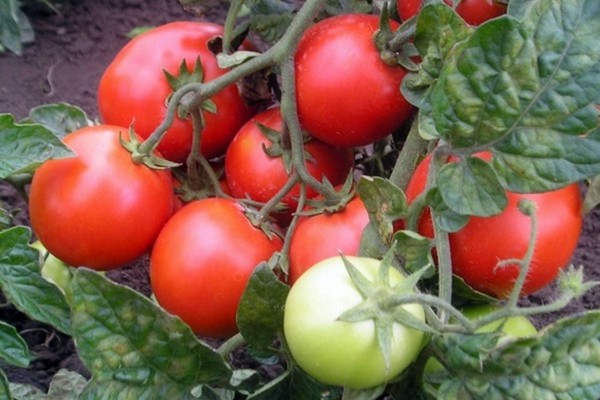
[222,0,244,54]
[255,172,300,223]
[388,118,428,191]
[216,332,246,358]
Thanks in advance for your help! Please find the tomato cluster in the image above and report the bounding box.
[26,7,585,393]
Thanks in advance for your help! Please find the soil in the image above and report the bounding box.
[0,0,599,394]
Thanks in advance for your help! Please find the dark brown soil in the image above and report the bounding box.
[1,0,599,393]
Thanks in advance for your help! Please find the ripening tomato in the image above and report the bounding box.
[225,107,355,216]
[288,195,369,284]
[397,0,507,26]
[98,21,257,163]
[295,14,414,147]
[29,125,176,270]
[284,256,426,389]
[404,153,583,298]
[150,198,283,338]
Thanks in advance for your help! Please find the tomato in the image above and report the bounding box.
[150,198,283,338]
[404,153,583,298]
[288,195,369,284]
[29,125,176,271]
[284,256,426,389]
[398,0,507,25]
[98,21,257,163]
[424,304,537,374]
[295,14,414,147]
[397,0,507,25]
[225,107,355,216]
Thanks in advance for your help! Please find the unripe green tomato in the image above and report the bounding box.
[284,256,426,389]
[425,304,537,373]
[30,240,73,299]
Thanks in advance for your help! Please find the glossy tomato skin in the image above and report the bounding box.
[295,14,413,147]
[29,125,176,270]
[98,21,257,163]
[397,0,507,26]
[225,107,355,213]
[150,198,283,338]
[284,256,426,389]
[288,195,369,284]
[405,153,583,298]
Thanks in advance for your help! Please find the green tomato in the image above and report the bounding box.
[283,256,426,389]
[425,304,537,374]
[30,240,73,299]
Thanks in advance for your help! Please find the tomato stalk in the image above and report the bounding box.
[216,332,246,358]
[388,119,428,191]
[222,0,245,55]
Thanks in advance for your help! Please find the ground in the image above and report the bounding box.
[0,0,599,393]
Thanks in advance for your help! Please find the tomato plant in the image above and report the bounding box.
[288,195,369,283]
[98,21,257,163]
[28,125,176,271]
[397,0,507,25]
[149,198,283,338]
[404,153,583,298]
[284,255,426,389]
[224,107,354,216]
[295,13,414,147]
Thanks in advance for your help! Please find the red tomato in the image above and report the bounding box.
[397,0,507,26]
[295,14,414,147]
[29,125,176,270]
[225,107,355,216]
[98,21,257,163]
[288,195,370,284]
[150,198,283,338]
[404,153,583,298]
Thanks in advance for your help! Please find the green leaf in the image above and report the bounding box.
[245,0,296,45]
[0,321,30,368]
[321,0,372,17]
[402,3,472,107]
[433,310,600,399]
[436,156,507,217]
[393,230,434,274]
[248,367,340,400]
[21,103,92,138]
[425,188,470,233]
[0,370,11,400]
[584,175,600,214]
[0,114,73,179]
[71,269,231,399]
[236,263,289,358]
[430,0,600,192]
[47,369,88,400]
[7,382,45,400]
[0,0,22,55]
[358,222,392,260]
[0,227,71,335]
[358,176,408,243]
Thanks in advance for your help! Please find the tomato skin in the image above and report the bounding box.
[29,125,176,271]
[225,107,355,213]
[98,21,257,163]
[150,198,283,338]
[398,0,506,25]
[295,14,413,147]
[405,153,583,298]
[288,195,369,284]
[284,256,426,389]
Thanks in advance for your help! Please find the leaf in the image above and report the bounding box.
[425,188,470,233]
[21,103,92,138]
[7,382,45,400]
[436,156,507,217]
[393,230,434,274]
[0,227,71,335]
[236,263,289,358]
[0,114,73,179]
[71,269,232,399]
[358,176,408,243]
[433,310,600,399]
[0,0,22,55]
[47,369,88,400]
[248,367,340,400]
[320,0,372,18]
[244,0,296,45]
[0,370,11,400]
[584,175,600,214]
[401,3,472,107]
[429,0,600,192]
[0,321,30,368]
